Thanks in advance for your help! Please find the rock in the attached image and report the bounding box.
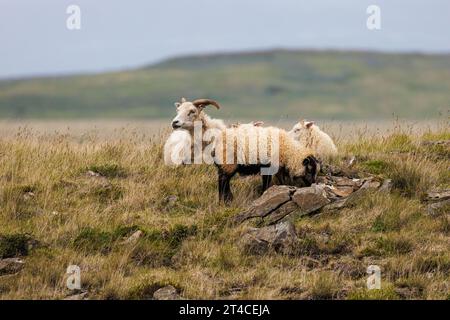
[330,186,354,197]
[153,285,180,300]
[347,156,357,167]
[425,189,450,202]
[86,170,101,177]
[359,178,381,190]
[63,291,88,300]
[23,191,35,201]
[0,258,25,276]
[378,179,393,193]
[292,184,330,214]
[421,140,450,147]
[166,195,178,205]
[241,221,298,255]
[123,230,143,244]
[234,185,295,223]
[321,164,343,176]
[394,286,421,299]
[321,198,348,212]
[261,201,300,226]
[426,199,450,216]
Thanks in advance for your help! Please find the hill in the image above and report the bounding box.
[1,50,450,119]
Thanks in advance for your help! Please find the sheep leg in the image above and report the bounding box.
[218,172,233,203]
[261,175,272,193]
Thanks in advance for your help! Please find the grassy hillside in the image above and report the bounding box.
[0,122,449,299]
[1,50,450,119]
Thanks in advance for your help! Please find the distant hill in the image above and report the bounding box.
[1,49,449,119]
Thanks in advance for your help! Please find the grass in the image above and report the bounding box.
[0,120,448,299]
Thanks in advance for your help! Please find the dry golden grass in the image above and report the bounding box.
[0,120,449,300]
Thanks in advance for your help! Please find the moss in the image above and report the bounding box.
[361,160,389,175]
[0,233,31,258]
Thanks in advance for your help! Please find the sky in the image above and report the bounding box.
[0,0,449,79]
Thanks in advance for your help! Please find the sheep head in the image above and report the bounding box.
[172,98,221,130]
[291,155,320,187]
[288,119,315,141]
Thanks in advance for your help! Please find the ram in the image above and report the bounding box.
[213,125,320,203]
[166,98,226,164]
[288,120,338,158]
[163,129,192,165]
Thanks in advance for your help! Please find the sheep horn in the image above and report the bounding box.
[192,99,221,110]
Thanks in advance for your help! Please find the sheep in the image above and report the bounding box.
[172,97,226,132]
[163,129,192,165]
[288,120,338,158]
[231,121,265,128]
[213,125,320,203]
[169,98,226,164]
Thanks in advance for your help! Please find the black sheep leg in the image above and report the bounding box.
[261,174,272,193]
[218,172,233,203]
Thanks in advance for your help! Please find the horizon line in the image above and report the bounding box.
[2,46,450,82]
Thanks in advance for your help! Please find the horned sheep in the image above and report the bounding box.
[165,98,226,165]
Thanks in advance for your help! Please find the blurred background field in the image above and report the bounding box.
[0,50,449,120]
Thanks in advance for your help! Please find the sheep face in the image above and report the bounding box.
[291,155,320,187]
[172,101,200,130]
[171,98,221,130]
[288,120,314,142]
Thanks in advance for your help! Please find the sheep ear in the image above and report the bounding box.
[174,102,181,108]
[305,121,314,128]
[181,97,187,103]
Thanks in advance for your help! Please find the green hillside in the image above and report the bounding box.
[1,50,449,119]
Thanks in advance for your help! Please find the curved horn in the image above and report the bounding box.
[192,99,221,110]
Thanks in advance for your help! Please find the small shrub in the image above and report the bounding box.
[412,255,450,273]
[0,233,31,258]
[375,236,414,255]
[384,134,414,152]
[308,272,340,300]
[372,211,402,232]
[72,228,115,253]
[90,183,123,202]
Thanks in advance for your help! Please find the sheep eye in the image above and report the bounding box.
[189,110,195,116]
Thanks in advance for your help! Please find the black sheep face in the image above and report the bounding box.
[293,155,320,187]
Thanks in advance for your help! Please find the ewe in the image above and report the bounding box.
[231,121,264,128]
[288,120,338,158]
[214,125,320,203]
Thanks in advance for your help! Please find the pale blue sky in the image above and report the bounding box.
[1,0,449,79]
